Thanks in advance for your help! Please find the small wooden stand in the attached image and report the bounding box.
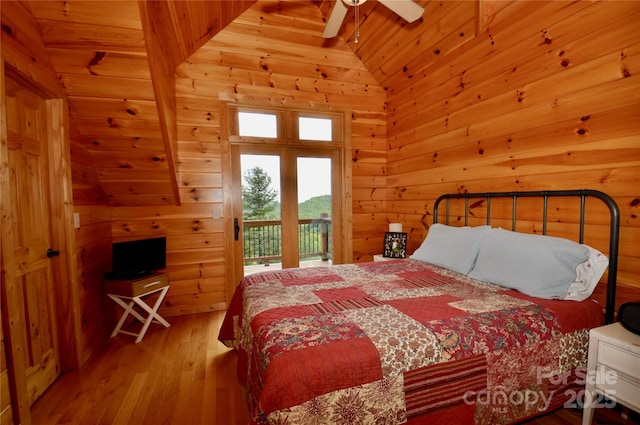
[105,272,170,343]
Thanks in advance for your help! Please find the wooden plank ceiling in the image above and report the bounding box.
[25,0,449,206]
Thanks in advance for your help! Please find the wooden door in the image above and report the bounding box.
[4,74,61,405]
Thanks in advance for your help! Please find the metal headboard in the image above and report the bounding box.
[433,189,620,324]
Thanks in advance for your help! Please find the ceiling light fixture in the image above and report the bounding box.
[342,0,367,43]
[323,0,423,41]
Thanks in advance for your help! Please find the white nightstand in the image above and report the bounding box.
[582,322,640,425]
[374,254,396,262]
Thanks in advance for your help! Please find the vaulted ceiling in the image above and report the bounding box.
[23,0,477,206]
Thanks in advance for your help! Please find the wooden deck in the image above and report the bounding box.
[243,258,332,275]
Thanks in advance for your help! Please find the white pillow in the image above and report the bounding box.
[564,245,609,301]
[410,224,491,275]
[468,228,591,299]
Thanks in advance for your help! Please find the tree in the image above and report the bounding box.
[242,166,279,220]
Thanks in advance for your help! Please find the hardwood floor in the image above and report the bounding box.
[31,311,249,425]
[30,311,635,425]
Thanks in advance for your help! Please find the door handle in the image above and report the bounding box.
[234,218,240,241]
[47,248,60,258]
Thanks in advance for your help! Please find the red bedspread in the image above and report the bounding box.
[218,260,604,424]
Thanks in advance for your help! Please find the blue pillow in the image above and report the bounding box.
[410,224,491,275]
[468,228,591,299]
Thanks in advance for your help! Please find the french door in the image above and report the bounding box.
[231,144,344,275]
[223,104,352,292]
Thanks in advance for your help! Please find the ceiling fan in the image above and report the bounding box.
[322,0,424,40]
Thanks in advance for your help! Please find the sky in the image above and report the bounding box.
[241,154,331,203]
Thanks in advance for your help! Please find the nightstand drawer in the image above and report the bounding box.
[595,366,640,410]
[598,341,640,379]
[106,273,169,297]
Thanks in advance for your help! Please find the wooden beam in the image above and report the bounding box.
[138,0,181,206]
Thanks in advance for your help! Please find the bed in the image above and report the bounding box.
[219,189,620,424]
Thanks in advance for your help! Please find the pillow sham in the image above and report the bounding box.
[565,245,609,301]
[410,223,491,275]
[468,228,591,299]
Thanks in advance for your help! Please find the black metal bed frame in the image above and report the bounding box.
[433,189,620,324]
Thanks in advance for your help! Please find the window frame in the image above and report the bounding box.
[228,104,344,147]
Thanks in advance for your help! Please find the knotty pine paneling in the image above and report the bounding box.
[110,203,229,317]
[27,1,142,30]
[70,136,112,365]
[73,206,112,364]
[385,1,640,310]
[28,1,181,206]
[376,3,477,84]
[80,135,166,154]
[46,47,152,79]
[88,151,169,169]
[144,0,258,68]
[69,137,107,203]
[69,98,160,121]
[37,0,257,210]
[0,1,65,98]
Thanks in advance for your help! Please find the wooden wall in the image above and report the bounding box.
[69,135,113,365]
[385,1,640,310]
[113,1,388,317]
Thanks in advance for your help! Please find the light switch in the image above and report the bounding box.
[73,212,80,229]
[213,205,222,219]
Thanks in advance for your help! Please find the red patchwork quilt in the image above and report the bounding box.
[218,260,604,424]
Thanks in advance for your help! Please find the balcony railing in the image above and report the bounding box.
[243,215,332,265]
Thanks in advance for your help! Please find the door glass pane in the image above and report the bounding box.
[299,116,332,141]
[241,154,281,268]
[297,157,332,264]
[239,112,277,138]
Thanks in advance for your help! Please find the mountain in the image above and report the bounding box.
[298,194,331,218]
[264,194,331,219]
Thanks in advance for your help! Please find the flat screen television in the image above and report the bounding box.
[106,236,167,280]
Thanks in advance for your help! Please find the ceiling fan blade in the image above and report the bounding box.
[379,0,424,23]
[322,0,349,38]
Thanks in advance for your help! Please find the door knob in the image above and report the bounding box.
[47,248,60,258]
